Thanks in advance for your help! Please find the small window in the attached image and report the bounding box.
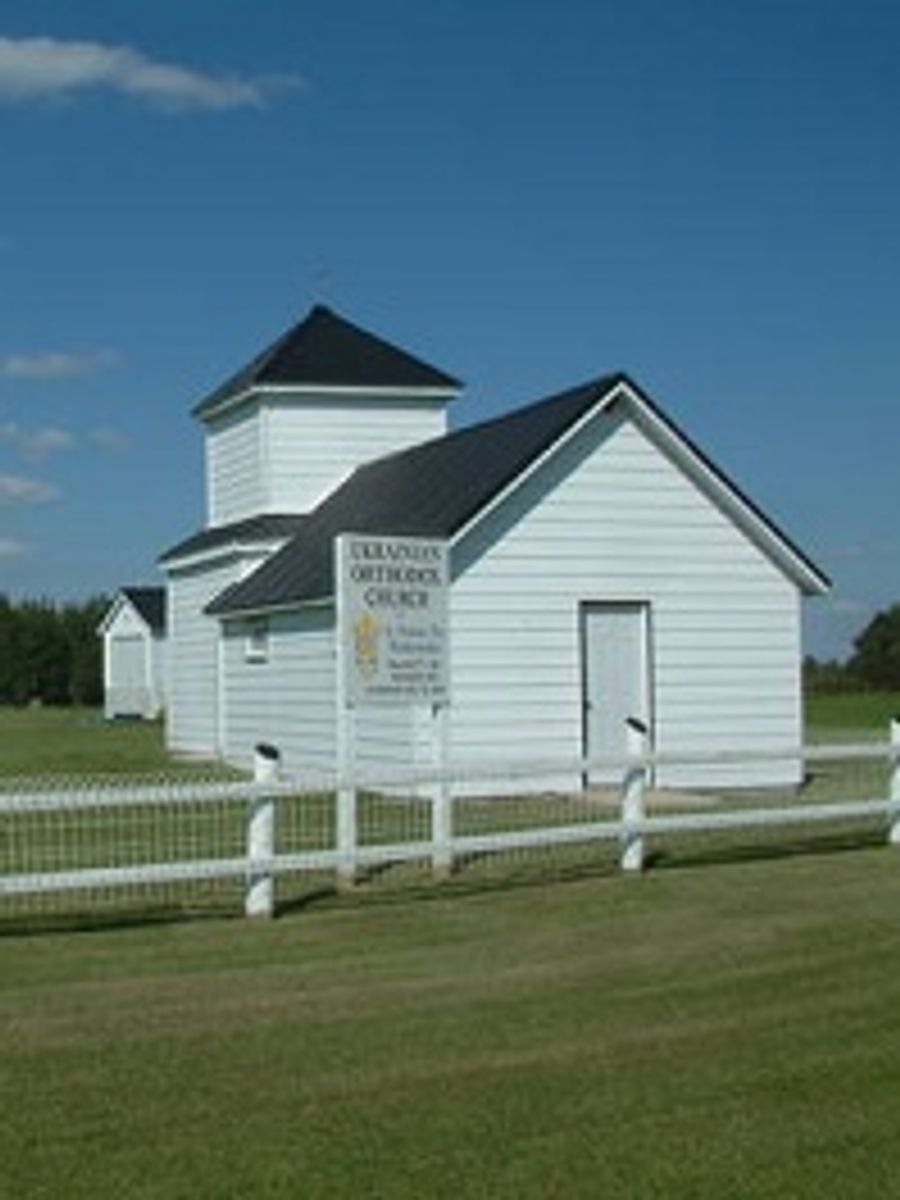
[245,618,269,663]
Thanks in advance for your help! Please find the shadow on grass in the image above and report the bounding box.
[265,826,898,917]
[2,825,893,936]
[0,902,245,939]
[648,825,887,872]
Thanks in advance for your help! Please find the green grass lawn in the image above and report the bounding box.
[0,692,895,779]
[805,690,900,740]
[3,704,900,1195]
[3,849,900,1199]
[0,707,231,777]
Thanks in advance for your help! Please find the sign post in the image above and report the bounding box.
[430,702,452,876]
[335,533,451,881]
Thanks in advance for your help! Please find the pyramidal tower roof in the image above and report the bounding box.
[193,305,463,419]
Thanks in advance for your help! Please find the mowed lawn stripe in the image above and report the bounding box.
[4,849,900,1198]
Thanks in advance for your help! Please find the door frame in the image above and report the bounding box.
[579,600,654,781]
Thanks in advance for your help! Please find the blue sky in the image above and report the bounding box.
[0,0,896,658]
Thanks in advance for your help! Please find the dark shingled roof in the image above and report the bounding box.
[207,368,830,617]
[193,305,462,419]
[207,374,627,615]
[159,514,308,565]
[121,587,166,634]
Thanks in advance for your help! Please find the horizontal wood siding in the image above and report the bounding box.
[207,404,263,524]
[207,393,447,522]
[219,611,424,782]
[166,558,241,756]
[354,705,419,783]
[220,609,337,775]
[450,406,804,790]
[266,397,447,513]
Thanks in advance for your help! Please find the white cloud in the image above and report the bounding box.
[0,422,76,460]
[0,536,25,559]
[88,426,131,454]
[1,348,119,380]
[0,419,129,460]
[22,426,76,460]
[0,471,59,505]
[0,36,301,111]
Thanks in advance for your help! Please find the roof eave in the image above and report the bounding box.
[159,537,290,571]
[207,375,626,617]
[615,379,831,596]
[97,590,155,636]
[208,594,334,620]
[448,375,627,549]
[193,382,462,423]
[448,373,828,597]
[203,370,829,615]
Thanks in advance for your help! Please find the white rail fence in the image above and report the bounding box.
[2,728,900,921]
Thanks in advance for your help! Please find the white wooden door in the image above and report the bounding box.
[582,603,649,782]
[108,634,147,716]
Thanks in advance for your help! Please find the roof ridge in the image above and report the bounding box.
[353,371,626,471]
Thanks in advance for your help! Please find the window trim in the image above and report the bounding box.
[244,617,270,663]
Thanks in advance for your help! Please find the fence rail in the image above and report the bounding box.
[2,730,899,921]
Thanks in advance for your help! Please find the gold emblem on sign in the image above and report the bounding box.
[354,612,381,680]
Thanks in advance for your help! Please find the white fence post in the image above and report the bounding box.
[889,719,900,846]
[431,703,453,877]
[431,783,453,877]
[621,718,648,872]
[245,743,280,919]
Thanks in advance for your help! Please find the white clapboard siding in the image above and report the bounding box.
[206,394,448,522]
[355,705,420,781]
[220,613,450,787]
[266,396,447,513]
[206,403,264,525]
[167,558,243,757]
[202,400,809,793]
[219,610,430,784]
[449,405,803,790]
[220,609,337,775]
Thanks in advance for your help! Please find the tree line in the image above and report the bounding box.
[0,594,108,706]
[805,603,900,693]
[0,593,897,707]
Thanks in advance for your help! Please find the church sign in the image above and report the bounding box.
[336,533,450,707]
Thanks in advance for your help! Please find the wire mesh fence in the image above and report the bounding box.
[1,739,898,929]
[0,775,250,924]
